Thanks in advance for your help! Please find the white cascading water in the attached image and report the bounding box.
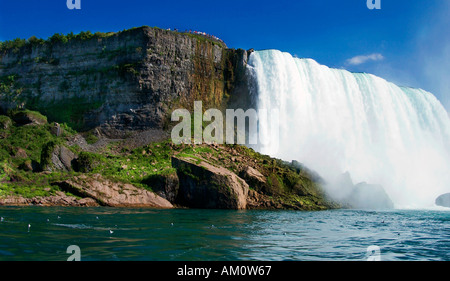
[247,50,450,209]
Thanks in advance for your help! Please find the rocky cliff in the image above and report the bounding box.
[0,27,339,210]
[0,26,249,137]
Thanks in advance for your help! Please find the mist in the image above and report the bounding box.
[247,50,450,209]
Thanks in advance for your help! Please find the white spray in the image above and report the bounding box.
[247,50,450,208]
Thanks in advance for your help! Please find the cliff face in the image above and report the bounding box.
[0,26,249,137]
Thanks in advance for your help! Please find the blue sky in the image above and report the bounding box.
[0,0,449,110]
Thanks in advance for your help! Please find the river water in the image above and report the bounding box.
[0,206,449,261]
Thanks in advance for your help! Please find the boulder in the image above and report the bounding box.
[54,174,173,208]
[18,159,40,172]
[327,172,394,210]
[435,193,450,208]
[246,189,274,209]
[41,143,76,172]
[50,122,62,136]
[11,110,47,126]
[143,171,179,203]
[239,165,266,189]
[348,182,394,210]
[172,156,249,209]
[0,115,12,130]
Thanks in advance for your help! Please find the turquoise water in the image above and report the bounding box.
[0,207,449,261]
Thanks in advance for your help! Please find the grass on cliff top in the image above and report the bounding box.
[0,31,115,54]
[0,25,226,55]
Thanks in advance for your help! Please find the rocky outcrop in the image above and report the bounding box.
[172,156,249,209]
[0,115,12,130]
[10,110,47,126]
[54,174,173,208]
[328,172,394,210]
[239,165,266,188]
[435,193,450,208]
[348,182,394,210]
[40,142,76,172]
[0,26,250,137]
[143,171,180,203]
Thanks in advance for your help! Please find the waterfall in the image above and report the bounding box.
[247,49,450,208]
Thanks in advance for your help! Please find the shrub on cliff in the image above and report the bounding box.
[40,140,58,171]
[0,30,113,54]
[73,151,104,173]
[49,33,68,44]
[0,115,12,130]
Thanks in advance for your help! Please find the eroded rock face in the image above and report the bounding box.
[54,174,173,208]
[172,156,249,209]
[0,26,249,137]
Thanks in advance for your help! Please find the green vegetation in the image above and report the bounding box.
[0,74,23,103]
[0,25,226,56]
[85,133,99,145]
[0,109,175,196]
[0,110,74,197]
[27,96,104,131]
[0,31,115,54]
[0,108,334,210]
[0,74,18,92]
